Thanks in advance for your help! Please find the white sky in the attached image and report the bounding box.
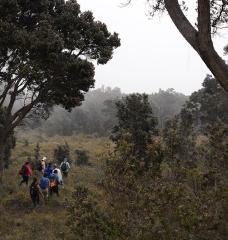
[77,0,228,95]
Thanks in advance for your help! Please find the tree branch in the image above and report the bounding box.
[164,0,228,91]
[0,80,14,106]
[164,0,199,52]
[6,92,41,133]
[198,0,212,44]
[6,79,21,118]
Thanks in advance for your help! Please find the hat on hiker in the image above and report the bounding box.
[42,156,47,161]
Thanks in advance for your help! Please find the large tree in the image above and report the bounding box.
[128,0,228,92]
[0,0,120,174]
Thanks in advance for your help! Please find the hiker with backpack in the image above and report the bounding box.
[19,161,32,186]
[30,177,44,207]
[60,157,70,177]
[39,172,49,199]
[49,170,60,197]
[52,163,63,184]
[39,156,46,173]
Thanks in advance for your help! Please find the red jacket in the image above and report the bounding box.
[24,164,32,176]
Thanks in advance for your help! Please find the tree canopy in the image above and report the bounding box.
[0,0,120,132]
[0,0,120,172]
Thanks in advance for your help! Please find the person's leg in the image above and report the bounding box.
[20,176,26,185]
[31,195,36,207]
[19,179,24,185]
[25,176,29,185]
[37,194,40,205]
[42,189,48,203]
[53,186,59,196]
[56,185,59,196]
[45,188,49,198]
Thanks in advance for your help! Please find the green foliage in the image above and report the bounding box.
[0,0,120,110]
[163,116,181,163]
[202,120,228,173]
[103,135,228,239]
[75,149,89,166]
[53,142,70,164]
[163,116,197,168]
[149,88,187,128]
[112,93,158,165]
[66,186,120,240]
[181,75,228,132]
[101,78,228,239]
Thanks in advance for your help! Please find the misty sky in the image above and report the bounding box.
[77,0,227,95]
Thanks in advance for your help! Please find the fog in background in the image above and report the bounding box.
[77,0,228,95]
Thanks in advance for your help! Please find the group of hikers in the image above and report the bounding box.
[19,156,70,207]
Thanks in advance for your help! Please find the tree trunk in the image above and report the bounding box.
[0,128,10,183]
[164,0,228,92]
[0,142,6,183]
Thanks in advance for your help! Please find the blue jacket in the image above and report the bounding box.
[39,176,49,189]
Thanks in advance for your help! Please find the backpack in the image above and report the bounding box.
[30,184,38,196]
[19,165,26,175]
[49,178,56,188]
[40,177,49,189]
[61,162,68,172]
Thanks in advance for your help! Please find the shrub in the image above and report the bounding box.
[53,142,70,165]
[66,186,120,240]
[75,150,89,166]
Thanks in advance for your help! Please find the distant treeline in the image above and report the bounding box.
[23,86,187,136]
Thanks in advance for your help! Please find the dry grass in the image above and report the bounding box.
[0,133,111,240]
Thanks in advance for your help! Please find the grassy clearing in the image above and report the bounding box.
[0,133,110,240]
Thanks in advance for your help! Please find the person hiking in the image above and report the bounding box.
[30,177,44,207]
[52,163,63,184]
[39,156,46,173]
[60,157,70,177]
[19,161,32,186]
[44,163,53,178]
[39,173,49,199]
[49,170,60,197]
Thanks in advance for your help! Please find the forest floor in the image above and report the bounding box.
[0,133,110,240]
